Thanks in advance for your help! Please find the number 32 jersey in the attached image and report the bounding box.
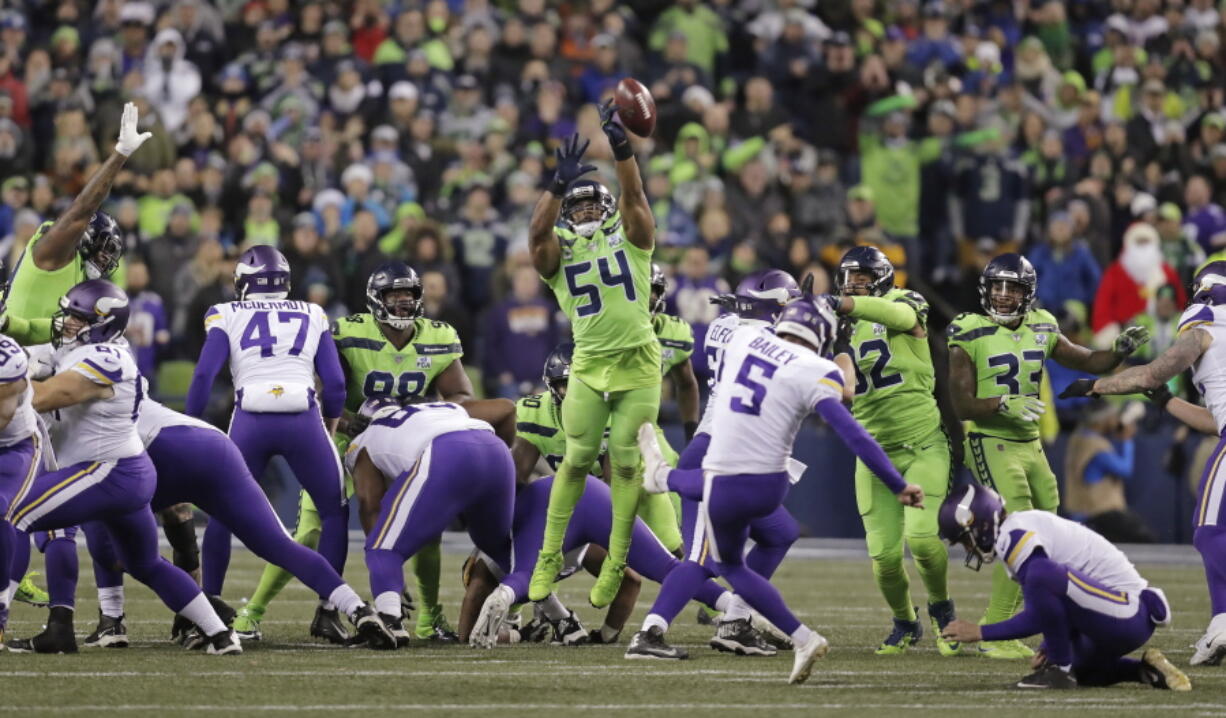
[703,325,843,476]
[204,299,330,394]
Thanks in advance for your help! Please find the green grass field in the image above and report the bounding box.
[2,544,1224,717]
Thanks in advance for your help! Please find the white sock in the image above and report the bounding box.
[790,624,815,646]
[493,584,516,605]
[180,593,226,637]
[722,595,752,622]
[537,593,568,621]
[374,591,401,617]
[98,586,125,619]
[329,585,363,619]
[714,591,734,613]
[599,623,620,642]
[642,613,668,633]
[1056,664,1072,673]
[319,599,336,611]
[0,582,12,609]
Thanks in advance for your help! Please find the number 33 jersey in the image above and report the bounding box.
[204,299,330,395]
[703,325,843,476]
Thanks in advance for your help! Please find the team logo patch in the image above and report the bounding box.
[607,233,623,248]
[872,323,886,336]
[586,242,598,253]
[268,385,285,398]
[1034,333,1048,345]
[417,357,431,369]
[562,247,573,260]
[1011,333,1022,342]
[393,354,405,364]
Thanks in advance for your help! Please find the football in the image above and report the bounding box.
[614,77,656,138]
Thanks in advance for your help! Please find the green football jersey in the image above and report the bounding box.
[844,288,939,448]
[5,222,86,320]
[331,314,463,413]
[544,212,656,363]
[946,309,1059,441]
[653,312,694,375]
[515,392,605,474]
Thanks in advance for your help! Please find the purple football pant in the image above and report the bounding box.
[1193,433,1226,616]
[225,408,347,576]
[7,454,204,614]
[366,430,514,603]
[704,470,803,635]
[0,436,79,610]
[500,475,726,607]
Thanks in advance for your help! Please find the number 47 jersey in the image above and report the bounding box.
[703,325,844,476]
[204,299,330,403]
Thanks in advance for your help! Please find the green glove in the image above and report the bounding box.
[1113,325,1151,357]
[997,395,1046,422]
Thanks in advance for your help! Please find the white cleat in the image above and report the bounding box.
[471,585,514,649]
[1191,613,1226,666]
[205,629,243,656]
[637,423,670,494]
[788,631,829,684]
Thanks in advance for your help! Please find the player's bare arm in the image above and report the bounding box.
[667,359,701,436]
[1091,328,1209,395]
[0,377,26,431]
[33,370,113,410]
[530,133,595,278]
[1049,323,1151,374]
[352,448,386,535]
[461,397,517,446]
[512,436,542,486]
[832,352,857,402]
[1164,396,1220,435]
[457,559,500,643]
[34,103,150,271]
[949,345,1001,420]
[598,100,653,251]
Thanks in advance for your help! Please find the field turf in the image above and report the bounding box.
[2,541,1224,717]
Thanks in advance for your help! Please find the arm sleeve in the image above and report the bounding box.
[847,296,917,332]
[4,315,53,345]
[1083,440,1135,484]
[185,328,230,418]
[313,330,346,420]
[814,397,907,493]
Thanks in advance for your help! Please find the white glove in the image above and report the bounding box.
[26,344,55,380]
[114,102,152,157]
[786,457,807,485]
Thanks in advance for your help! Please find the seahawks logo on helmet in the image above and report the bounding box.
[561,180,615,238]
[979,253,1037,326]
[542,342,574,405]
[367,261,423,330]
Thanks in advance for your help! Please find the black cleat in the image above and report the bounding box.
[695,605,717,626]
[84,611,129,648]
[549,610,589,646]
[421,614,459,643]
[588,628,621,645]
[709,617,777,656]
[351,605,397,650]
[1017,665,1078,690]
[181,627,208,651]
[7,608,78,654]
[625,625,687,660]
[310,605,350,645]
[401,590,416,617]
[378,612,412,648]
[208,595,237,627]
[205,629,242,655]
[519,617,551,643]
[170,614,194,645]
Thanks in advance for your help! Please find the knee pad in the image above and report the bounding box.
[870,547,906,574]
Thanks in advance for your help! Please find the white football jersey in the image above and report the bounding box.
[703,325,843,475]
[204,299,330,395]
[50,342,145,466]
[995,510,1146,593]
[696,313,754,435]
[0,334,36,447]
[136,389,223,447]
[346,402,493,478]
[1181,304,1226,431]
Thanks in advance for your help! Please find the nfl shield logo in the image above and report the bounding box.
[1012,333,1022,342]
[417,357,431,369]
[393,354,405,364]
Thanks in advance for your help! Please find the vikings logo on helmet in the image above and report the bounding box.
[234,246,291,300]
[1192,261,1226,306]
[730,269,802,324]
[938,483,1005,571]
[52,279,131,348]
[774,296,837,356]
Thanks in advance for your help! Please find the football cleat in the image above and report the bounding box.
[625,626,687,660]
[696,605,718,626]
[588,627,621,645]
[310,605,350,645]
[550,610,590,646]
[589,559,625,608]
[1190,614,1226,666]
[351,604,396,650]
[205,629,243,656]
[171,614,195,645]
[7,608,78,654]
[1016,664,1077,689]
[710,618,777,656]
[14,572,49,607]
[378,613,412,648]
[401,589,416,617]
[927,600,961,656]
[637,423,671,494]
[875,615,922,656]
[788,631,830,684]
[978,639,1035,660]
[181,627,208,651]
[417,612,459,642]
[528,550,563,602]
[471,585,514,649]
[1141,648,1191,691]
[519,616,551,643]
[208,595,237,627]
[750,612,793,650]
[84,611,129,648]
[232,606,263,641]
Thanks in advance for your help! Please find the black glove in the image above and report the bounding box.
[817,293,841,314]
[598,99,633,161]
[549,133,597,196]
[1058,378,1098,399]
[800,272,815,296]
[683,421,698,442]
[709,293,739,311]
[1143,384,1173,409]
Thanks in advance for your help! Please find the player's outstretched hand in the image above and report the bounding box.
[1143,384,1173,409]
[1113,325,1151,357]
[896,483,924,508]
[709,293,739,310]
[940,619,982,644]
[549,133,597,195]
[800,273,815,295]
[597,99,632,160]
[1057,378,1098,400]
[115,101,153,157]
[998,394,1046,421]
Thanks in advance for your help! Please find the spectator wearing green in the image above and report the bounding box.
[378,202,428,257]
[648,0,728,78]
[137,168,194,239]
[373,9,453,71]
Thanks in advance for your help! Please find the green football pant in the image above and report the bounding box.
[857,429,951,622]
[964,433,1059,625]
[544,378,661,569]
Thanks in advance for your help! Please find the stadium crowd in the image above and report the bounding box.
[0,0,1222,526]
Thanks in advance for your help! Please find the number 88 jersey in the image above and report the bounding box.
[331,314,463,413]
[204,299,330,393]
[946,307,1059,441]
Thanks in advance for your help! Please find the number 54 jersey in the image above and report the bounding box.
[204,299,330,397]
[703,325,843,476]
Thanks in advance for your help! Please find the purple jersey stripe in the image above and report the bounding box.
[80,358,124,384]
[1180,305,1214,332]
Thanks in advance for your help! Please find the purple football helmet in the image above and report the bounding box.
[938,483,1005,571]
[1192,261,1226,306]
[52,279,130,348]
[773,296,837,356]
[733,269,802,323]
[234,245,291,299]
[352,396,403,434]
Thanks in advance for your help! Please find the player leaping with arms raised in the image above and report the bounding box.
[946,253,1148,659]
[526,103,660,608]
[1060,260,1226,667]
